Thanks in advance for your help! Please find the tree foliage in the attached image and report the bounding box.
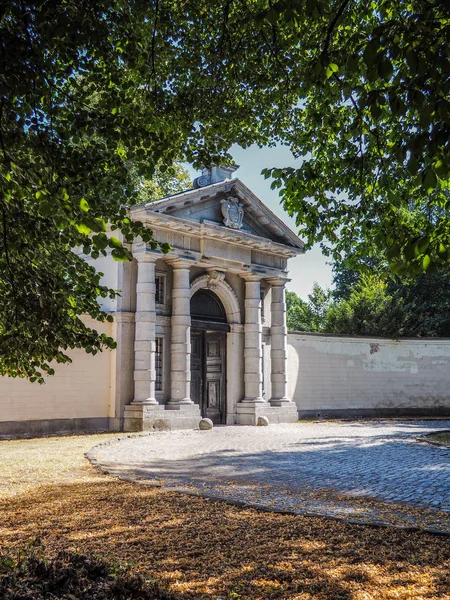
[325,275,404,336]
[286,291,311,331]
[332,259,450,336]
[1,0,449,379]
[0,0,277,381]
[286,284,332,332]
[133,163,191,205]
[287,261,450,338]
[262,0,449,276]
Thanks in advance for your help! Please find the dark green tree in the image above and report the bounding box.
[391,272,450,336]
[325,275,404,336]
[286,284,332,332]
[332,258,450,336]
[286,291,312,331]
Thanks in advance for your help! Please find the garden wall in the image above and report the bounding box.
[287,332,450,418]
[0,319,116,437]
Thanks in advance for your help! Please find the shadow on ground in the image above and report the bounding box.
[1,478,450,599]
[88,424,450,533]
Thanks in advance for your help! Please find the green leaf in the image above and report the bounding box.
[422,169,437,193]
[325,63,339,79]
[109,236,122,248]
[111,247,129,261]
[406,49,418,73]
[75,222,92,235]
[415,236,430,256]
[434,160,448,178]
[363,42,377,67]
[346,56,359,73]
[378,58,393,80]
[370,103,382,120]
[38,201,53,217]
[79,198,90,212]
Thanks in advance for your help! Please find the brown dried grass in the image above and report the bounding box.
[427,432,450,447]
[0,434,449,599]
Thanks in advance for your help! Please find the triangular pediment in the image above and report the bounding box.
[145,179,303,250]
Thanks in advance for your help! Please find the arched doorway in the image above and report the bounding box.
[190,290,229,424]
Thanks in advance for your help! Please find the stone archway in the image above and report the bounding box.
[190,272,241,325]
[190,272,242,424]
[190,289,227,423]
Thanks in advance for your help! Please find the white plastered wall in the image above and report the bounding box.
[287,333,450,414]
[0,318,114,424]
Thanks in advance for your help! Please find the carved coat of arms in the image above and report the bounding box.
[220,197,244,229]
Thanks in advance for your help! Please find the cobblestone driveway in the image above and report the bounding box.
[88,420,450,534]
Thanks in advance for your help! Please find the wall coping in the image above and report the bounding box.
[287,331,450,344]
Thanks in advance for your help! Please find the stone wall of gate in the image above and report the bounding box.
[287,332,450,418]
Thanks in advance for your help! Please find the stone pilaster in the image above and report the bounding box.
[242,274,265,403]
[268,278,291,405]
[167,260,193,405]
[113,311,135,429]
[133,253,157,404]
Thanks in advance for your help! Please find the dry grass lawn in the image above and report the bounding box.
[0,433,449,599]
[427,432,450,447]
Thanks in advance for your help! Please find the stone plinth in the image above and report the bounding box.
[123,403,201,432]
[236,403,298,426]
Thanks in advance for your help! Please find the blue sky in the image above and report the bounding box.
[186,144,333,300]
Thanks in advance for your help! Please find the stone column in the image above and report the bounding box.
[168,260,193,405]
[242,274,265,403]
[268,278,291,405]
[133,253,157,404]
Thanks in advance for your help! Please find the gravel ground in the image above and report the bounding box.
[1,429,450,599]
[88,421,450,534]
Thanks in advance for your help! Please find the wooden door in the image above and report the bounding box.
[190,330,203,408]
[190,330,226,424]
[204,331,226,424]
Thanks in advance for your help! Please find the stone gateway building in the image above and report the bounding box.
[2,167,450,438]
[109,165,304,431]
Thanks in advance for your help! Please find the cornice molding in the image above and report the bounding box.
[131,177,304,253]
[138,212,300,258]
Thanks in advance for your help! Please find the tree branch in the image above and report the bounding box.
[150,0,159,95]
[322,0,353,57]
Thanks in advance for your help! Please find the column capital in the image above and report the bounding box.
[242,272,263,283]
[134,250,159,264]
[165,257,193,270]
[265,276,291,287]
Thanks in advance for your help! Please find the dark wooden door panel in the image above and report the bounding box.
[204,331,226,424]
[190,329,226,424]
[190,331,203,407]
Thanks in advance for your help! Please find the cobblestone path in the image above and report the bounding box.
[88,420,450,534]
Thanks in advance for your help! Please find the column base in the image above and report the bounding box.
[236,402,298,426]
[167,398,194,406]
[241,397,265,403]
[123,402,201,432]
[269,397,293,407]
[137,398,158,406]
